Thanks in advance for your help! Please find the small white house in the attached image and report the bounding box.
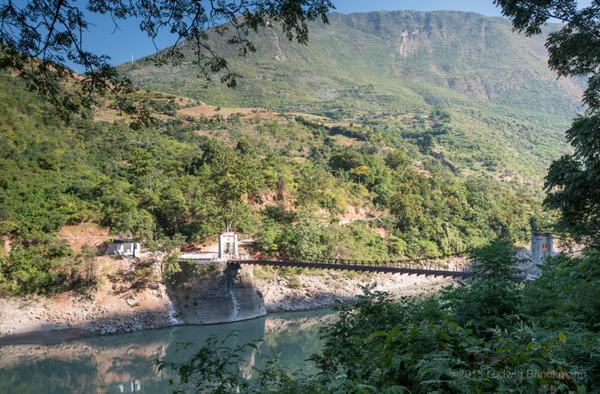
[107,239,141,257]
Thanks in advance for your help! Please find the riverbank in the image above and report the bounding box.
[0,256,179,338]
[255,267,459,312]
[0,256,468,342]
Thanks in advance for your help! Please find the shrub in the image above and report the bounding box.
[0,242,76,295]
[288,275,302,289]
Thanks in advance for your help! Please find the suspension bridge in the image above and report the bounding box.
[179,250,473,278]
[177,232,554,280]
[226,256,472,278]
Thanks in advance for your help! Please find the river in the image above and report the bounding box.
[0,309,336,393]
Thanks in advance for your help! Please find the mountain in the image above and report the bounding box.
[121,10,581,182]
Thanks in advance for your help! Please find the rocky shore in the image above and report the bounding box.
[0,256,179,339]
[256,269,458,312]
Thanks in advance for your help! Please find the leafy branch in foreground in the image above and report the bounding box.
[156,334,255,393]
[0,0,333,119]
[155,333,300,393]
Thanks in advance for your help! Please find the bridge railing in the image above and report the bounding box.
[289,253,470,269]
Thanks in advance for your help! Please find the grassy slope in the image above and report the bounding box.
[121,10,578,182]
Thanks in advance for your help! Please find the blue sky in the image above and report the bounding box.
[79,0,591,68]
[335,1,503,16]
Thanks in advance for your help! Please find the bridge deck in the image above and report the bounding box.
[227,258,472,278]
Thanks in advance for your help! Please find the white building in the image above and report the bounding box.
[107,239,141,257]
[219,232,239,260]
[178,232,250,262]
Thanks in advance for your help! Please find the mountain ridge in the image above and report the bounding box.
[122,10,580,114]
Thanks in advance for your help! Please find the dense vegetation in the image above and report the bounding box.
[0,11,573,297]
[0,71,541,294]
[3,2,600,392]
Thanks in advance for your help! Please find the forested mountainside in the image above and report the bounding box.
[121,10,580,183]
[0,72,541,294]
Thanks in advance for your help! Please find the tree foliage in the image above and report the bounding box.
[0,73,543,294]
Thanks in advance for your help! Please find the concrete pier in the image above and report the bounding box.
[527,233,554,279]
[169,261,266,325]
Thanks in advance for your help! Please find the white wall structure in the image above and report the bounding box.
[179,232,251,262]
[107,241,141,257]
[178,252,220,262]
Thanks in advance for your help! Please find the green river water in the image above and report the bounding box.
[0,310,335,393]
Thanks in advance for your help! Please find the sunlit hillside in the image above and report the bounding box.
[122,10,580,182]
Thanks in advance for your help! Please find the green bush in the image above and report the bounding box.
[287,275,302,289]
[0,242,76,295]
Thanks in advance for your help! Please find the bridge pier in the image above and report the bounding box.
[168,261,266,324]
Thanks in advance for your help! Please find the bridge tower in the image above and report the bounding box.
[219,232,239,260]
[529,233,553,279]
